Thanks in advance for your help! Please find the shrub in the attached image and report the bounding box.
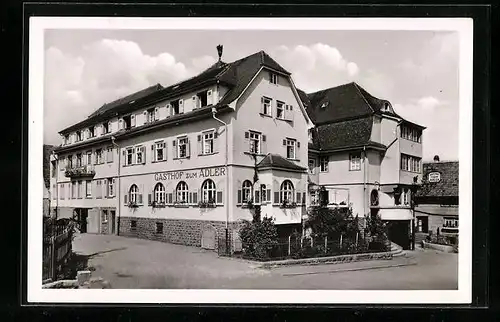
[239,207,279,260]
[305,205,359,238]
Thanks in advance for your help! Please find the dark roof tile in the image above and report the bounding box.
[416,161,459,198]
[257,153,306,171]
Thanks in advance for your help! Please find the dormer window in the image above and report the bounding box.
[195,90,208,109]
[76,131,82,142]
[123,115,132,129]
[320,101,329,109]
[171,99,184,115]
[89,126,95,138]
[308,129,313,142]
[102,122,110,134]
[146,108,155,123]
[64,134,69,145]
[270,72,278,85]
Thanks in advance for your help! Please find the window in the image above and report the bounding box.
[242,180,253,203]
[308,129,313,143]
[96,180,102,199]
[280,180,294,203]
[156,222,164,234]
[107,147,113,163]
[320,156,329,172]
[64,135,70,145]
[96,149,103,164]
[349,152,361,171]
[86,151,92,165]
[308,159,316,174]
[77,180,83,199]
[130,220,137,230]
[51,161,56,177]
[177,137,189,159]
[107,178,115,197]
[402,188,410,205]
[76,131,82,142]
[285,138,296,159]
[102,210,108,223]
[401,125,422,143]
[86,180,92,198]
[129,184,139,204]
[201,179,216,203]
[248,131,261,154]
[196,90,208,108]
[76,153,82,167]
[171,99,183,115]
[68,155,73,168]
[126,147,134,165]
[401,154,421,172]
[59,183,64,200]
[102,122,110,134]
[89,126,95,138]
[154,141,166,162]
[443,217,459,228]
[260,184,268,203]
[154,182,166,204]
[123,115,132,129]
[202,131,214,155]
[176,181,189,203]
[146,108,155,123]
[270,72,278,84]
[276,101,285,119]
[261,97,272,116]
[135,146,145,164]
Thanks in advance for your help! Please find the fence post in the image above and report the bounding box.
[311,237,313,247]
[50,236,56,281]
[340,234,343,248]
[324,236,327,254]
[356,232,359,246]
[288,235,291,256]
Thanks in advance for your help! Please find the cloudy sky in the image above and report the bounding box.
[44,29,459,161]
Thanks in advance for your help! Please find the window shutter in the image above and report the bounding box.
[261,97,265,114]
[192,96,197,109]
[261,135,267,154]
[143,111,148,123]
[266,186,271,203]
[302,192,306,205]
[142,146,146,164]
[179,99,184,113]
[283,139,287,146]
[151,144,155,162]
[214,131,219,153]
[187,140,191,158]
[207,90,213,105]
[138,191,143,205]
[237,189,242,205]
[124,194,128,205]
[119,119,123,130]
[216,190,223,204]
[148,193,152,205]
[197,134,202,155]
[164,142,168,161]
[244,131,250,150]
[154,107,159,120]
[289,105,294,121]
[273,192,280,205]
[166,104,171,117]
[172,140,177,159]
[193,192,198,204]
[131,115,136,127]
[296,192,301,205]
[189,192,193,204]
[296,141,300,161]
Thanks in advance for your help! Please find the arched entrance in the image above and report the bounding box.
[201,225,217,250]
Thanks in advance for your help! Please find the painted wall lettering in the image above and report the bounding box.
[155,166,226,181]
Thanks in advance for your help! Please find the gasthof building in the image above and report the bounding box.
[49,46,425,251]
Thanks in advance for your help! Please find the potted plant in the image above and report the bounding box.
[198,198,216,208]
[242,198,254,209]
[280,199,297,209]
[127,200,139,208]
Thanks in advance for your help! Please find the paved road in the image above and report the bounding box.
[73,233,458,290]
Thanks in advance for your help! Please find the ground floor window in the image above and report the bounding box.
[154,182,166,204]
[242,180,253,203]
[280,180,294,203]
[102,210,108,223]
[443,217,459,228]
[130,220,137,230]
[156,222,163,234]
[175,181,189,203]
[201,179,216,203]
[129,184,138,204]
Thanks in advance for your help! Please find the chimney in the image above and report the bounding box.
[216,44,223,62]
[433,155,440,162]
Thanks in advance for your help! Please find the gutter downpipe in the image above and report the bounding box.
[363,145,367,217]
[211,105,230,254]
[111,136,121,236]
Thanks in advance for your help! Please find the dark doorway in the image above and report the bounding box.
[387,220,410,250]
[78,208,88,233]
[111,210,116,234]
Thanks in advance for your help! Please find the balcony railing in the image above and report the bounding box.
[64,165,96,178]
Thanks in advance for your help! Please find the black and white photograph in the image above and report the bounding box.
[28,17,473,304]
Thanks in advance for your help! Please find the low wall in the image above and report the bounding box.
[421,241,454,253]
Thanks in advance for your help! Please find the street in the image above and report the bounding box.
[72,233,458,290]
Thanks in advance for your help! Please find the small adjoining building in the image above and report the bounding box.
[414,157,459,239]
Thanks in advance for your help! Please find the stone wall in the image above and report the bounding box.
[118,217,241,251]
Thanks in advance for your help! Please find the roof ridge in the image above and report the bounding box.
[352,82,375,114]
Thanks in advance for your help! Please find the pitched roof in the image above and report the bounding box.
[309,116,386,151]
[304,82,399,125]
[416,161,459,198]
[257,153,306,171]
[60,50,290,134]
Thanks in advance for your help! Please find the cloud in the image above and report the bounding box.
[270,43,359,92]
[43,39,216,145]
[394,97,458,161]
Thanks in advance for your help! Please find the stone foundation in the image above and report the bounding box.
[118,217,241,251]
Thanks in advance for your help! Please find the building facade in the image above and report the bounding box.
[414,158,459,240]
[299,83,425,249]
[49,48,425,251]
[50,49,312,250]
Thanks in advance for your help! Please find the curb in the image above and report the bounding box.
[282,261,417,276]
[256,249,406,269]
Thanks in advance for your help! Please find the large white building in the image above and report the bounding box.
[49,46,424,250]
